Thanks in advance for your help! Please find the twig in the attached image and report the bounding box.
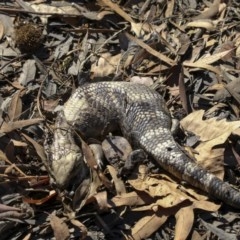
[126,32,176,66]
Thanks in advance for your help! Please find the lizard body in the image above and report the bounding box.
[45,81,240,208]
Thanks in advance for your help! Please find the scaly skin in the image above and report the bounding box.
[45,81,240,208]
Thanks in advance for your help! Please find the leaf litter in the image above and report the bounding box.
[0,0,240,239]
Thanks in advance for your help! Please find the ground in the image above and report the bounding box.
[0,0,240,239]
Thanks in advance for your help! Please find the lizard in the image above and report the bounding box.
[44,81,240,209]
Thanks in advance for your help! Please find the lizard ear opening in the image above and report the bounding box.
[167,146,173,152]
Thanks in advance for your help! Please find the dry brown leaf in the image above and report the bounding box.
[0,203,21,212]
[129,174,191,209]
[206,38,218,47]
[195,137,226,178]
[49,214,70,240]
[165,0,175,18]
[126,33,175,66]
[175,206,194,240]
[93,191,109,211]
[0,118,43,133]
[154,194,188,209]
[193,0,220,20]
[128,167,220,213]
[178,66,189,113]
[11,139,28,147]
[130,22,152,37]
[193,49,233,65]
[181,110,240,177]
[174,199,220,240]
[130,76,153,86]
[183,61,221,75]
[183,61,220,75]
[70,219,88,240]
[186,19,216,31]
[0,20,4,40]
[236,39,240,57]
[18,59,37,86]
[22,233,31,240]
[8,90,22,121]
[23,190,57,205]
[129,175,178,197]
[191,230,203,240]
[82,139,112,191]
[0,14,13,39]
[29,3,80,16]
[201,220,237,240]
[107,165,126,195]
[91,53,121,77]
[9,80,25,90]
[0,149,11,164]
[181,110,240,142]
[183,49,233,75]
[192,200,220,212]
[102,0,134,23]
[72,4,113,20]
[131,209,169,240]
[21,132,46,162]
[111,191,152,207]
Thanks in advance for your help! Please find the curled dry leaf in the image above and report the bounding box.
[183,61,221,75]
[181,110,240,177]
[111,191,152,207]
[102,136,132,164]
[130,76,153,86]
[181,110,240,142]
[165,0,175,18]
[193,0,221,20]
[213,78,240,103]
[175,206,194,240]
[201,219,237,240]
[107,165,126,195]
[130,22,152,38]
[72,4,113,21]
[0,118,43,133]
[131,209,169,240]
[185,19,216,31]
[102,0,134,23]
[0,203,21,212]
[22,190,57,205]
[92,191,109,211]
[128,174,189,209]
[184,48,233,74]
[0,14,14,39]
[7,90,22,121]
[49,214,70,240]
[0,18,4,40]
[174,198,220,240]
[70,219,88,240]
[29,3,80,16]
[21,132,47,162]
[18,59,36,86]
[91,53,122,77]
[126,33,176,66]
[193,48,234,65]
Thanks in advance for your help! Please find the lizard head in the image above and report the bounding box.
[44,124,90,192]
[50,148,88,190]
